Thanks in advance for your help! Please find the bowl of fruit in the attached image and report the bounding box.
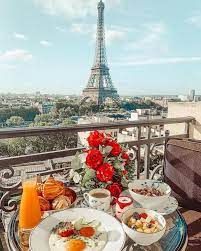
[128,179,171,209]
[122,208,166,246]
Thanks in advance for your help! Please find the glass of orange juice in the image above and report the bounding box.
[19,172,41,247]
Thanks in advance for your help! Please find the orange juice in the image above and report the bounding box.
[19,179,41,230]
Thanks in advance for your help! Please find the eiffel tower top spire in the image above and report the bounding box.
[94,0,107,67]
[82,0,119,105]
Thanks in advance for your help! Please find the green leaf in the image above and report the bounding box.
[99,145,103,153]
[71,152,82,170]
[82,169,96,185]
[104,146,112,154]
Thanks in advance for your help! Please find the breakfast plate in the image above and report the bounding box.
[29,208,126,251]
[121,190,178,215]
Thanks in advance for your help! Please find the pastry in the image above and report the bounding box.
[65,188,76,203]
[42,177,65,200]
[52,195,72,210]
[38,196,51,211]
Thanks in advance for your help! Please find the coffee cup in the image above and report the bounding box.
[83,188,111,211]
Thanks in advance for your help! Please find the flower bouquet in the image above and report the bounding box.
[70,131,135,199]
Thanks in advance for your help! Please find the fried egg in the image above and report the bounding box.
[49,218,107,251]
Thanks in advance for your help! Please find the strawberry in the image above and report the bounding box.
[139,213,148,219]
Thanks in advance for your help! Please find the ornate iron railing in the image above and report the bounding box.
[0,116,195,213]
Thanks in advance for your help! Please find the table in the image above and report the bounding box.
[6,196,188,251]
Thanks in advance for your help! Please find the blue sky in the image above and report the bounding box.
[0,0,201,96]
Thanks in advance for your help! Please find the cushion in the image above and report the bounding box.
[164,138,201,211]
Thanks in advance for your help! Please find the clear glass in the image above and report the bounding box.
[19,171,41,230]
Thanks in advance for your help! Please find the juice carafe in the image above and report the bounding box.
[19,178,41,230]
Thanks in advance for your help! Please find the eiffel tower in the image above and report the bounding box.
[82,0,119,106]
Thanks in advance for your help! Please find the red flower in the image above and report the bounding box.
[122,152,129,161]
[106,140,122,156]
[87,131,105,148]
[96,163,114,182]
[106,183,122,198]
[86,149,103,170]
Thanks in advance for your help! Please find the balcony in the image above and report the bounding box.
[0,116,198,250]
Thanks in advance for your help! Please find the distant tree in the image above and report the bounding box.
[7,138,28,156]
[0,141,9,156]
[6,116,24,127]
[0,106,39,123]
[120,108,126,113]
[89,103,99,113]
[27,134,77,153]
[4,131,78,157]
[30,113,58,127]
[60,119,76,126]
[50,107,59,119]
[21,115,78,156]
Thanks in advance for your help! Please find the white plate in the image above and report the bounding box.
[121,190,178,215]
[29,208,126,251]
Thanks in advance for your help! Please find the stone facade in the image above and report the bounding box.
[167,102,201,139]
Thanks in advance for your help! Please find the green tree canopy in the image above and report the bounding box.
[60,118,76,126]
[6,116,24,127]
[0,106,39,123]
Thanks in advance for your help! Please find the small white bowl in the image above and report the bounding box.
[128,180,171,209]
[122,208,166,246]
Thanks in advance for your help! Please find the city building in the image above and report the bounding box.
[136,109,151,116]
[152,98,168,108]
[35,102,54,114]
[178,95,189,102]
[189,89,195,102]
[167,101,201,139]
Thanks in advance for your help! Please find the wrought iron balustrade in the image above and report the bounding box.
[0,116,195,213]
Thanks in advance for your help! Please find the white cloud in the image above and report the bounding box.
[128,22,168,55]
[186,14,201,28]
[113,56,201,67]
[56,26,67,33]
[71,23,129,45]
[34,0,121,19]
[106,29,125,44]
[71,23,94,35]
[0,49,33,61]
[106,25,129,45]
[13,33,28,40]
[40,40,53,47]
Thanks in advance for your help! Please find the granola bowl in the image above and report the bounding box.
[128,180,171,209]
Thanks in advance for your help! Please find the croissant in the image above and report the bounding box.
[38,196,51,211]
[65,188,76,203]
[42,177,65,200]
[52,195,72,210]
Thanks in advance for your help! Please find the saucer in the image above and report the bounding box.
[121,190,178,215]
[81,199,115,216]
[147,196,178,215]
